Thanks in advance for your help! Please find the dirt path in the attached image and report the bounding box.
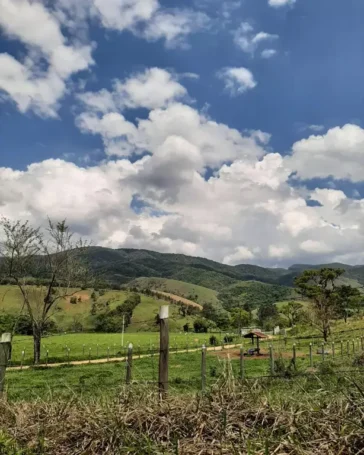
[8,344,239,371]
[151,290,203,311]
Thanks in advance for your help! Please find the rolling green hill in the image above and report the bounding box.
[128,277,219,306]
[85,246,364,292]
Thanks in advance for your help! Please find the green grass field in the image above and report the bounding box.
[9,331,223,365]
[0,284,200,333]
[4,344,359,402]
[129,277,219,305]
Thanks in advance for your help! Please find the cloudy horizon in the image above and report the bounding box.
[1,0,364,268]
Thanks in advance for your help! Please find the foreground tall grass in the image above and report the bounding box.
[2,367,364,454]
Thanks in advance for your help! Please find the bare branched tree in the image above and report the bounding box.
[0,218,92,363]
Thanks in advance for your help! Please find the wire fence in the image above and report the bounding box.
[3,337,364,402]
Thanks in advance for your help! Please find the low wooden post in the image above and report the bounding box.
[20,350,25,370]
[309,343,313,368]
[126,343,133,384]
[321,342,325,362]
[159,306,169,398]
[239,345,245,381]
[269,345,274,376]
[0,334,12,395]
[332,342,335,359]
[292,343,297,369]
[201,345,206,392]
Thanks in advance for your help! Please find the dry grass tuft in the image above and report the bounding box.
[1,375,364,454]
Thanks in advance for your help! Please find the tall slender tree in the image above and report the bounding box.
[0,218,92,363]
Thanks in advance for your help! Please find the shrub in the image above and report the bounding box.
[353,353,364,367]
[209,335,218,346]
[224,335,233,343]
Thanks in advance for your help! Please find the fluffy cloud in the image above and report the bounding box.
[3,129,364,266]
[233,22,278,56]
[0,0,94,117]
[142,9,210,48]
[79,68,187,114]
[217,67,257,95]
[261,49,277,59]
[287,124,364,182]
[268,0,296,7]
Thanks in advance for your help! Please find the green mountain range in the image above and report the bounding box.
[87,247,364,290]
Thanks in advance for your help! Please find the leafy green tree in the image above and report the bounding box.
[193,318,209,333]
[230,308,251,330]
[295,268,354,341]
[258,302,278,328]
[336,285,363,323]
[281,301,304,327]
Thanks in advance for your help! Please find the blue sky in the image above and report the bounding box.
[1,0,364,267]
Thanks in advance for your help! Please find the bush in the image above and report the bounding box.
[353,353,364,367]
[224,335,233,343]
[209,335,218,346]
[318,361,336,375]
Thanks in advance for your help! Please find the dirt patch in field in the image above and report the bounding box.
[65,291,90,304]
[151,290,203,310]
[211,349,307,360]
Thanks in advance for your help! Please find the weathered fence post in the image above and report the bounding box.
[21,350,25,370]
[321,342,325,362]
[201,344,206,392]
[126,343,133,384]
[309,343,313,368]
[292,343,297,369]
[240,345,245,381]
[159,305,169,398]
[269,345,274,376]
[0,333,12,395]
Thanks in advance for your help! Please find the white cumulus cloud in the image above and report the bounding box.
[217,67,257,96]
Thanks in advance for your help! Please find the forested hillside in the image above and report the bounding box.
[85,247,364,290]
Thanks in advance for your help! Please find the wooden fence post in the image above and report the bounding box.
[292,343,297,369]
[0,334,12,395]
[269,345,274,376]
[159,305,169,398]
[321,342,325,362]
[240,345,245,381]
[126,343,133,384]
[201,345,206,392]
[309,343,313,368]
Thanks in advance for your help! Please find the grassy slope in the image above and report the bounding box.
[129,277,219,305]
[0,285,199,333]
